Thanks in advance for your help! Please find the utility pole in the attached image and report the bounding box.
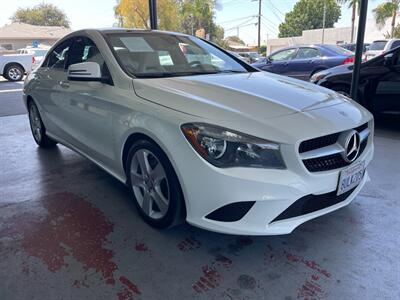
[321,0,327,44]
[149,0,157,30]
[258,0,262,51]
[350,0,368,101]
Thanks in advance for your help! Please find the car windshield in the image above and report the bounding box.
[323,44,354,55]
[369,41,387,51]
[106,32,251,78]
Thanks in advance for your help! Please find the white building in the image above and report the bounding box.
[0,22,71,50]
[264,18,397,54]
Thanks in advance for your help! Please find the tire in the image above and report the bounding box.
[5,64,24,81]
[126,139,185,229]
[28,100,57,148]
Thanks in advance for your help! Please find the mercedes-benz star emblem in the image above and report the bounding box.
[343,131,361,163]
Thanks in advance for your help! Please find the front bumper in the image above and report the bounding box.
[177,135,374,236]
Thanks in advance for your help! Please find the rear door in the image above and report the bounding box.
[261,48,296,76]
[288,47,322,80]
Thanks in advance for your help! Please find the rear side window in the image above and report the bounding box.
[323,44,354,55]
[369,41,387,51]
[46,39,72,69]
[270,49,296,61]
[295,48,320,59]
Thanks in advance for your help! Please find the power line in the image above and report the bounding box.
[218,15,258,25]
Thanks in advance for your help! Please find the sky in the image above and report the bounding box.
[0,0,382,44]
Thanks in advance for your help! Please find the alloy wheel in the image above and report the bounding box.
[8,67,22,81]
[130,149,170,219]
[29,104,42,142]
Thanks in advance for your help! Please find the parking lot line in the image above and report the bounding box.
[0,89,23,93]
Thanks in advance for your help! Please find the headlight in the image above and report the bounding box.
[310,72,328,83]
[181,123,286,169]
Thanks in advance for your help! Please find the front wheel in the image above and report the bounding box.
[126,139,185,229]
[28,101,57,148]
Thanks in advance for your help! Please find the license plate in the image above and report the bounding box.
[337,161,365,196]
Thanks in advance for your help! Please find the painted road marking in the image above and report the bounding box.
[0,89,23,93]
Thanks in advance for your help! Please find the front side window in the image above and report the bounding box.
[269,49,296,61]
[295,48,320,59]
[67,37,105,69]
[47,39,72,69]
[106,32,252,78]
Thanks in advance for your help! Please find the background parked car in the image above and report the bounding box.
[339,42,370,53]
[18,48,48,69]
[238,52,260,63]
[310,46,400,114]
[0,53,33,81]
[228,51,251,63]
[364,39,400,60]
[252,44,355,81]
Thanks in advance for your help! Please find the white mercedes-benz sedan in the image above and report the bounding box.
[23,29,374,235]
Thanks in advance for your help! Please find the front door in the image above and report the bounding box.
[371,51,400,113]
[58,36,115,166]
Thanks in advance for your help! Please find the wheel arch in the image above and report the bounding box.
[121,130,187,218]
[323,81,367,106]
[310,67,327,78]
[4,62,26,73]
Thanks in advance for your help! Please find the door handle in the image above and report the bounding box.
[59,81,70,89]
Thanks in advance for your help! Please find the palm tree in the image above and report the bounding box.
[373,0,400,38]
[338,0,360,43]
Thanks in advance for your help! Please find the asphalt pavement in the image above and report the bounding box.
[0,77,25,117]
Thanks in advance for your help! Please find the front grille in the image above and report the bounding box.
[303,153,348,172]
[299,133,339,153]
[271,187,357,223]
[300,123,369,172]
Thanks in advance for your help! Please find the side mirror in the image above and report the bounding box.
[383,54,394,67]
[266,57,272,64]
[68,62,102,81]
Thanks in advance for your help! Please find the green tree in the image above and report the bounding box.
[373,0,400,39]
[338,0,360,43]
[224,36,245,45]
[278,0,341,38]
[115,0,181,31]
[11,3,70,28]
[385,23,400,38]
[180,1,215,36]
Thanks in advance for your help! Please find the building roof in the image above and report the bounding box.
[0,22,71,40]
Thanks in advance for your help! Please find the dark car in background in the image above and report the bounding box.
[339,43,370,53]
[252,44,355,81]
[311,46,400,114]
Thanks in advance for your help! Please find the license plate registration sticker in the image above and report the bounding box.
[337,161,365,196]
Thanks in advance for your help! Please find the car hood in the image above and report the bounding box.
[133,71,347,121]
